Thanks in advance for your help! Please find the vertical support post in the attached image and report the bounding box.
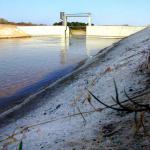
[64,16,67,38]
[88,13,92,26]
[60,12,68,38]
[60,12,66,26]
[64,16,67,27]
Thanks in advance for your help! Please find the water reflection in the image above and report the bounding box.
[60,37,69,64]
[0,36,120,98]
[86,37,119,56]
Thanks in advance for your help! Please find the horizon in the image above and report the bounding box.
[0,0,150,26]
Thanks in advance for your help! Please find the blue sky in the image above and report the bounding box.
[0,0,149,25]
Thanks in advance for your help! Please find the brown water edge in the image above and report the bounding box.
[70,29,86,36]
[0,63,80,114]
[0,36,31,39]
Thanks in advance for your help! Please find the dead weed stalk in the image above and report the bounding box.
[88,79,150,134]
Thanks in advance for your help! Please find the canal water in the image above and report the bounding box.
[0,36,120,109]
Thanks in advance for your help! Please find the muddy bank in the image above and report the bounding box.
[70,29,86,36]
[0,27,150,150]
[0,64,80,114]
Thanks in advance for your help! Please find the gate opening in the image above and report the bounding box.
[60,12,92,36]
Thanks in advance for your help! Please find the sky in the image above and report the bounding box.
[0,0,149,25]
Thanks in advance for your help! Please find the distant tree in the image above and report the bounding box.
[53,21,94,30]
[0,18,46,26]
[53,21,63,25]
[53,21,88,26]
[0,18,9,24]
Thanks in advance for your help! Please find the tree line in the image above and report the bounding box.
[0,18,46,26]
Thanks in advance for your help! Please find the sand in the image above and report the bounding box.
[0,24,30,39]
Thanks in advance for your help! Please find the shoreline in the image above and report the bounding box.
[0,64,79,114]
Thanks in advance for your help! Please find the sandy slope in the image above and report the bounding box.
[0,27,150,150]
[0,24,29,38]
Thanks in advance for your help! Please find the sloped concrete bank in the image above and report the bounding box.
[86,25,146,38]
[0,27,150,150]
[0,24,69,38]
[0,24,146,39]
[0,24,30,38]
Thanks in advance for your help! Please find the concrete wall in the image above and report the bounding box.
[86,26,146,38]
[0,25,69,39]
[0,24,146,39]
[17,26,69,37]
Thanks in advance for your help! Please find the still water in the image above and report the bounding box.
[0,36,120,100]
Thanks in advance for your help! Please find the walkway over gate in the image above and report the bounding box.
[60,12,92,27]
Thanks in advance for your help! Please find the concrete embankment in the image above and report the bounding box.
[17,26,69,37]
[0,24,146,39]
[0,24,69,38]
[86,25,146,38]
[0,27,150,149]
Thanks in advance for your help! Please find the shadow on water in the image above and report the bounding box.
[0,64,78,112]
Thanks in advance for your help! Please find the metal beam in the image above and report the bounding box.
[60,12,92,26]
